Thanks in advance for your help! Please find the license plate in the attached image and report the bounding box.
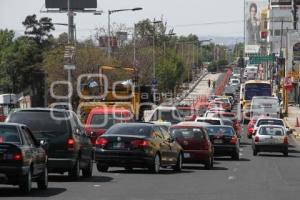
[113,142,125,149]
[184,153,190,158]
[214,139,223,144]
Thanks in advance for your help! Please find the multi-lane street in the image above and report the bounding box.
[1,125,300,200]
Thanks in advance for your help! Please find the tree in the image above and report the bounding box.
[22,14,55,46]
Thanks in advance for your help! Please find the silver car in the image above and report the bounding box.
[252,125,288,156]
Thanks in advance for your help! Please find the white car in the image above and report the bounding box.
[252,125,289,156]
[253,117,289,134]
[147,106,183,125]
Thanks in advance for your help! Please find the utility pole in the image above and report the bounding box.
[292,0,298,30]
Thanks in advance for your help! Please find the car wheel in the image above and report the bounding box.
[19,169,32,194]
[82,158,93,178]
[124,167,133,171]
[37,167,48,190]
[150,154,160,173]
[253,149,258,156]
[96,162,109,172]
[204,156,213,170]
[69,159,80,180]
[172,153,183,172]
[232,150,240,160]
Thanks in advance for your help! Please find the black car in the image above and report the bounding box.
[6,108,94,180]
[204,125,240,160]
[0,123,48,194]
[95,123,183,173]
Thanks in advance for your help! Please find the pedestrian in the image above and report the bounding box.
[212,80,216,89]
[208,79,211,88]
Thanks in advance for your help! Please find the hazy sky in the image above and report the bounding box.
[0,0,244,40]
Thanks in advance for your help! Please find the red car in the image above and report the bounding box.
[84,107,133,145]
[170,122,214,169]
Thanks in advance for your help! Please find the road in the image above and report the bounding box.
[2,126,300,200]
[1,74,300,200]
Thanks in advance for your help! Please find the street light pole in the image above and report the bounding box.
[105,7,143,62]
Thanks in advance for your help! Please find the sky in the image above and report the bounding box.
[0,0,244,41]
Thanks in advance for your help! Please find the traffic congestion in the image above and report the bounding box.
[1,66,297,197]
[2,1,300,200]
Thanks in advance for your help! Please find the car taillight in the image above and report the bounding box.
[230,136,238,145]
[254,136,259,142]
[131,139,149,148]
[13,152,22,161]
[284,136,288,145]
[95,138,108,148]
[67,138,75,151]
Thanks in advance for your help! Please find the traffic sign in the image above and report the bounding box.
[249,54,275,64]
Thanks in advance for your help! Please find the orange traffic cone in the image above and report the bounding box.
[296,117,300,128]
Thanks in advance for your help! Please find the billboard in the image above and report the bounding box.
[45,0,97,10]
[245,0,269,53]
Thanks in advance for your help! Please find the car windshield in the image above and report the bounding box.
[197,119,221,125]
[232,80,239,83]
[7,111,70,140]
[259,127,284,136]
[106,124,151,136]
[170,127,204,140]
[257,119,284,127]
[215,98,229,103]
[0,126,21,145]
[178,109,192,117]
[205,126,235,136]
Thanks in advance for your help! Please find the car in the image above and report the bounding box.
[252,125,289,156]
[253,117,290,134]
[214,98,231,111]
[250,96,280,118]
[203,111,241,137]
[195,117,225,125]
[94,123,183,173]
[170,122,214,169]
[6,108,94,180]
[204,125,240,160]
[0,123,48,194]
[146,106,183,125]
[84,107,133,145]
[230,79,240,89]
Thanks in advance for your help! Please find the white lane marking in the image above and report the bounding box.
[93,185,101,187]
[228,176,236,180]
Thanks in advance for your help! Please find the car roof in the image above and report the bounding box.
[172,122,210,127]
[90,107,131,113]
[257,117,283,121]
[0,122,26,127]
[202,125,234,129]
[11,108,68,113]
[114,122,155,128]
[195,117,222,121]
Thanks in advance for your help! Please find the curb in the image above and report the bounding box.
[284,117,300,139]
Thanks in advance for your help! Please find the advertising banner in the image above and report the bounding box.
[245,0,269,53]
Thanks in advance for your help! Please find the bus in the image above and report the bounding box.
[241,80,272,121]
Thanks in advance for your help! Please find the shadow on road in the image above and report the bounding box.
[0,187,66,197]
[183,165,228,171]
[258,153,300,158]
[214,157,251,162]
[107,168,194,175]
[49,175,113,183]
